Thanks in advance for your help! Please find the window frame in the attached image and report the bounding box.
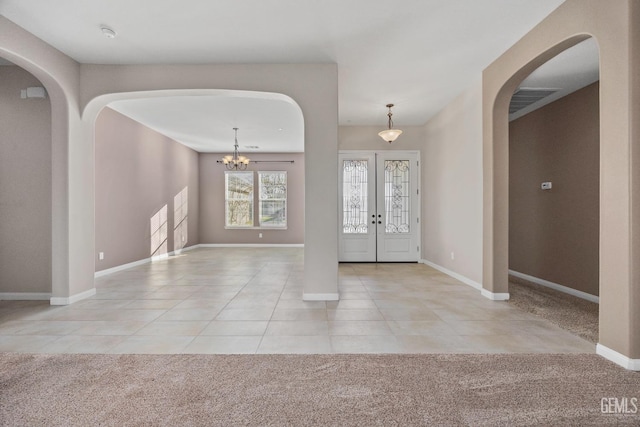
[224,171,254,228]
[258,171,287,229]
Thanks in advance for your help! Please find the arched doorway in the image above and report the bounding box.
[482,0,639,369]
[85,89,305,274]
[507,38,600,343]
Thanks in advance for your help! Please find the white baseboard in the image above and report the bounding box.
[50,288,96,306]
[303,293,339,301]
[173,245,199,255]
[481,289,510,301]
[0,292,51,301]
[95,244,200,278]
[95,257,151,278]
[597,344,640,371]
[199,243,304,248]
[151,253,169,262]
[419,259,482,290]
[420,259,509,300]
[509,269,599,303]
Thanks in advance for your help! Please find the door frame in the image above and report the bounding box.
[338,150,421,262]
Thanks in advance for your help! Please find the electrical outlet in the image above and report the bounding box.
[450,251,455,260]
[259,233,263,238]
[99,252,104,260]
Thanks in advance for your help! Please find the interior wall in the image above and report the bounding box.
[0,65,52,294]
[199,153,305,244]
[422,80,484,284]
[339,125,426,151]
[95,107,199,272]
[509,82,599,296]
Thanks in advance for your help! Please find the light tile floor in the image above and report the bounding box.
[0,248,595,354]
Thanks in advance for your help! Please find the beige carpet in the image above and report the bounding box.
[1,353,638,426]
[509,276,599,344]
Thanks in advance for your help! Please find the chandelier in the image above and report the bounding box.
[378,103,403,143]
[222,127,250,170]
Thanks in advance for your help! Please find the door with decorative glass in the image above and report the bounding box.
[339,151,420,262]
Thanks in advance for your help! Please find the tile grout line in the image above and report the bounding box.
[255,263,294,354]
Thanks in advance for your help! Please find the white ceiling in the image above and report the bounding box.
[510,38,599,120]
[0,0,600,152]
[109,93,304,153]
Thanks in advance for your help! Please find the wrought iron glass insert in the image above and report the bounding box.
[258,171,287,228]
[384,160,410,234]
[225,171,254,227]
[342,160,369,234]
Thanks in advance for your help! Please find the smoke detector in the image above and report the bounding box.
[101,26,117,39]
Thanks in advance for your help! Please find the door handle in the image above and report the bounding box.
[371,220,376,224]
[378,221,382,224]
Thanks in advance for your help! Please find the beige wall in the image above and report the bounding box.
[0,65,52,294]
[199,153,304,244]
[339,126,426,151]
[509,83,599,296]
[631,0,640,364]
[95,108,199,271]
[422,80,484,284]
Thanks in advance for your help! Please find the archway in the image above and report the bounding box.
[78,62,340,304]
[482,0,639,369]
[0,43,77,303]
[85,89,305,274]
[507,38,600,343]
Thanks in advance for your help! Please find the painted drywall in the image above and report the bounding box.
[482,0,640,358]
[0,65,52,294]
[199,153,304,244]
[631,0,640,364]
[509,82,599,296]
[422,80,484,285]
[95,107,199,271]
[339,126,426,152]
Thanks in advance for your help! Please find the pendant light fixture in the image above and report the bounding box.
[378,103,403,143]
[222,128,250,170]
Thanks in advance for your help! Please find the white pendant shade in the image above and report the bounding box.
[378,128,403,143]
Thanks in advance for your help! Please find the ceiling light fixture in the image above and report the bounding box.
[378,103,402,143]
[222,128,250,170]
[101,26,117,39]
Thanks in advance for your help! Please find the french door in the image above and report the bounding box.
[339,151,420,262]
